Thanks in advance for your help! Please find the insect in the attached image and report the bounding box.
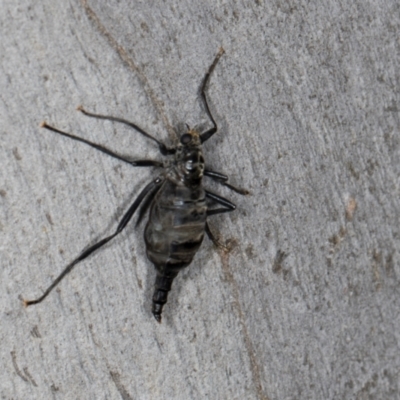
[24,48,248,322]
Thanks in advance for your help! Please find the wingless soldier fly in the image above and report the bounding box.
[24,48,248,322]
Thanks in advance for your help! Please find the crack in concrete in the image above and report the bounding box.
[80,0,176,141]
[110,370,134,400]
[219,249,270,400]
[11,350,37,387]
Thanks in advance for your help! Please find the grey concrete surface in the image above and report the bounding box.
[1,1,399,399]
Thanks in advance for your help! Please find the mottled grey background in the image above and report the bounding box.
[1,1,399,399]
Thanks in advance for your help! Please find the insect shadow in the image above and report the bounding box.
[24,48,248,323]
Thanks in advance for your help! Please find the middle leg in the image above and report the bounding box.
[40,122,163,168]
[204,169,249,195]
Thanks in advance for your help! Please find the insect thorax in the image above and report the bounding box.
[170,130,205,187]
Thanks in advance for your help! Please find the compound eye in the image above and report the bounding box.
[180,133,192,145]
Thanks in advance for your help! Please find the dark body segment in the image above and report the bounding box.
[145,178,207,321]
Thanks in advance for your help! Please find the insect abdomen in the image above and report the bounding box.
[144,180,207,321]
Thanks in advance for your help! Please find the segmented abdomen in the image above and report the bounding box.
[144,179,207,270]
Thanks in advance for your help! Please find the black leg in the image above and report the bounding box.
[204,169,249,195]
[24,178,163,307]
[206,190,236,216]
[200,48,225,143]
[205,222,227,250]
[135,180,163,227]
[77,106,175,155]
[40,122,163,168]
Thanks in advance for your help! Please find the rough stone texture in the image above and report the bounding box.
[1,1,399,399]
